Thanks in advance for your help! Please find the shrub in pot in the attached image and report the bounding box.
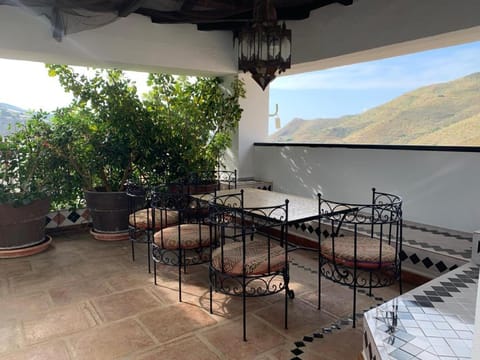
[143,74,245,188]
[0,113,60,256]
[46,66,245,239]
[46,65,155,239]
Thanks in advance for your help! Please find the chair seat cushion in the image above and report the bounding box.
[129,208,178,230]
[212,240,287,276]
[153,224,211,250]
[320,235,397,270]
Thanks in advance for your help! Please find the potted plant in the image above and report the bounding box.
[0,113,58,257]
[46,66,245,239]
[46,65,154,240]
[143,74,245,189]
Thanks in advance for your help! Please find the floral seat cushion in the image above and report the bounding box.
[129,208,178,230]
[212,240,287,276]
[320,235,397,270]
[153,224,211,250]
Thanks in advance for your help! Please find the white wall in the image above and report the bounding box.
[3,1,480,77]
[290,0,480,68]
[0,6,236,76]
[254,145,480,232]
[233,74,270,179]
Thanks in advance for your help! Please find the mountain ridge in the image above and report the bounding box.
[269,72,480,145]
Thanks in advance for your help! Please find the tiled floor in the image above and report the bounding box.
[0,230,415,360]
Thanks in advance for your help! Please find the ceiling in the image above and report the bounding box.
[0,0,353,40]
[130,0,353,32]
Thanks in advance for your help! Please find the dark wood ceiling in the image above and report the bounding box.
[123,0,353,32]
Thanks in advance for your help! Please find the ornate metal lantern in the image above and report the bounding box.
[237,0,292,90]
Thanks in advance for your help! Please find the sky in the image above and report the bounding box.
[0,59,149,112]
[269,40,480,133]
[1,40,480,126]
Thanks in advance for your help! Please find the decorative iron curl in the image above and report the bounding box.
[152,246,210,266]
[320,262,397,289]
[210,268,286,297]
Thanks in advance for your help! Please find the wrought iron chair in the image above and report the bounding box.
[151,185,213,302]
[209,189,290,341]
[317,188,403,327]
[126,182,178,273]
[187,169,237,192]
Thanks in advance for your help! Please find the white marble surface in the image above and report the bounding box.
[364,263,478,360]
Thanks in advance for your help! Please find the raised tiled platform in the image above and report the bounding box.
[363,263,478,359]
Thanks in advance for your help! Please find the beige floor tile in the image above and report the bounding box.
[0,260,32,279]
[0,229,419,359]
[201,315,289,360]
[92,288,163,322]
[8,268,78,296]
[0,340,70,360]
[68,318,155,360]
[22,304,94,345]
[301,282,380,320]
[0,278,6,298]
[307,326,365,359]
[0,291,52,322]
[138,303,217,343]
[105,271,154,292]
[138,335,222,360]
[256,297,337,339]
[48,279,113,306]
[0,319,22,355]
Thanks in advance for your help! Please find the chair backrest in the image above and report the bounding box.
[210,189,288,231]
[181,169,238,192]
[210,189,289,258]
[318,188,402,244]
[151,184,208,227]
[125,181,149,216]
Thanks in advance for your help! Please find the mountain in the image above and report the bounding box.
[268,72,480,145]
[0,103,29,136]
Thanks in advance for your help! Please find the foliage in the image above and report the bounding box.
[42,66,244,206]
[46,65,152,192]
[0,113,56,207]
[144,74,245,183]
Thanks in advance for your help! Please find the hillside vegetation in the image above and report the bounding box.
[269,72,480,145]
[0,103,28,136]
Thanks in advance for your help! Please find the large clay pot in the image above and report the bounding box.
[0,197,52,257]
[84,190,129,240]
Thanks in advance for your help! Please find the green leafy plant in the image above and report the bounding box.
[46,65,153,192]
[144,74,245,183]
[41,66,244,210]
[0,113,55,207]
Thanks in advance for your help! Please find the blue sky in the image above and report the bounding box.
[269,40,480,133]
[2,40,480,127]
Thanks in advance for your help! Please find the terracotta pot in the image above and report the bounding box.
[84,191,129,237]
[0,197,50,250]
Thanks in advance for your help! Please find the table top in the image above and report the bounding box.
[197,188,350,224]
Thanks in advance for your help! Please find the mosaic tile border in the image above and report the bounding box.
[45,208,90,229]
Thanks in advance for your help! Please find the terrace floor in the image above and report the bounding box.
[0,229,417,360]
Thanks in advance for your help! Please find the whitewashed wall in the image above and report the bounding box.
[254,144,480,233]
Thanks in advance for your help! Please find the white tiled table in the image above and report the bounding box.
[363,263,478,360]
